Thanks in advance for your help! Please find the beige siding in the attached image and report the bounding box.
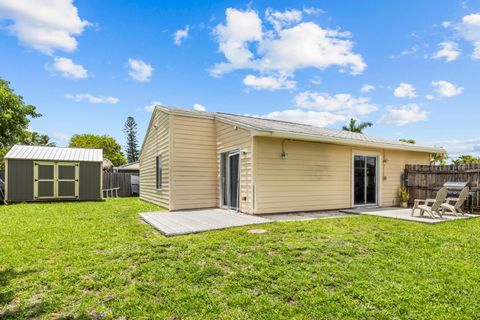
[170,115,218,210]
[216,120,254,213]
[381,149,430,206]
[253,137,430,214]
[139,110,170,209]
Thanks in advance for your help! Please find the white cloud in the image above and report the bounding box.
[265,8,303,31]
[65,93,119,104]
[52,132,70,142]
[258,22,366,75]
[431,80,464,97]
[360,84,375,93]
[0,0,89,54]
[432,41,460,62]
[193,103,206,111]
[210,8,263,76]
[393,83,417,98]
[263,109,348,127]
[210,8,366,80]
[144,101,161,112]
[294,91,377,115]
[243,74,296,90]
[456,13,480,59]
[378,104,428,126]
[442,21,452,28]
[174,25,189,45]
[302,7,324,15]
[50,57,88,79]
[127,58,154,82]
[423,138,480,158]
[425,94,435,100]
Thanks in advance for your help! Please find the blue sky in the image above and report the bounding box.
[1,0,479,158]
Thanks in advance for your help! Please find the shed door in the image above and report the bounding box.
[57,162,79,198]
[34,162,56,199]
[34,162,79,199]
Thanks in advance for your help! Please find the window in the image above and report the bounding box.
[156,155,162,189]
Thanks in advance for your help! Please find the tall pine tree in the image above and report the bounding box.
[123,116,139,163]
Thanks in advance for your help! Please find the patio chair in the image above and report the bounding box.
[441,186,469,216]
[411,187,448,219]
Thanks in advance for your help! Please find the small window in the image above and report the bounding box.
[156,155,162,190]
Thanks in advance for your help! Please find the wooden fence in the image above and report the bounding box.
[103,172,139,197]
[404,164,480,210]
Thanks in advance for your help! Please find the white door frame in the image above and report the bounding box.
[34,161,79,199]
[219,149,240,211]
[351,151,382,207]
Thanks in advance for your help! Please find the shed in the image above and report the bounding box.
[4,145,103,203]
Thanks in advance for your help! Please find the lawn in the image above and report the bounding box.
[1,199,480,319]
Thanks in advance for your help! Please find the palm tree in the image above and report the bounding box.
[23,132,56,147]
[342,118,373,133]
[452,155,480,165]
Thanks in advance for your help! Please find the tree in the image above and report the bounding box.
[0,78,41,167]
[342,118,373,133]
[452,155,480,165]
[431,152,448,166]
[69,134,127,166]
[23,131,56,147]
[123,117,139,163]
[399,139,416,144]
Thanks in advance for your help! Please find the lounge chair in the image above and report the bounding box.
[411,187,448,219]
[441,186,469,216]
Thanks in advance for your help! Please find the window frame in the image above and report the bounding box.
[155,155,162,190]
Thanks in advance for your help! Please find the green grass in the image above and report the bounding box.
[1,199,480,319]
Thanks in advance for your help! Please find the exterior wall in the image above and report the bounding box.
[169,114,217,210]
[79,162,102,200]
[139,109,171,209]
[381,149,430,206]
[6,159,34,202]
[252,137,430,214]
[216,120,254,213]
[6,159,102,202]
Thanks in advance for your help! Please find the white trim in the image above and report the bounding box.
[219,149,241,211]
[351,151,382,207]
[4,159,8,201]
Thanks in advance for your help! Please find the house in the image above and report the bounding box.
[4,145,103,203]
[139,105,442,214]
[114,161,140,175]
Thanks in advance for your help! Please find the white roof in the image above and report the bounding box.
[5,145,103,162]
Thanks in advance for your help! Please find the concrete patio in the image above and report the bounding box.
[341,207,479,224]
[140,209,272,236]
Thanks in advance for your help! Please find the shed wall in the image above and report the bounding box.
[6,159,102,202]
[79,162,102,200]
[6,159,34,201]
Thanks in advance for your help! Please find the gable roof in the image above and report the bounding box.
[5,145,103,162]
[143,105,443,154]
[114,161,140,171]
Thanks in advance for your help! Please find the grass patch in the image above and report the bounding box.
[1,198,480,319]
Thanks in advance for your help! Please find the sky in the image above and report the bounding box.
[0,0,479,158]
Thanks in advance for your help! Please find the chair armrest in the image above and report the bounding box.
[445,197,459,203]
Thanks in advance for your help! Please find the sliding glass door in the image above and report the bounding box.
[220,150,240,210]
[354,155,378,206]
